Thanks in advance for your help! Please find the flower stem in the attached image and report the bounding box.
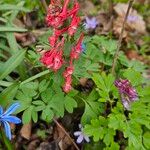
[111,0,134,75]
[0,128,13,150]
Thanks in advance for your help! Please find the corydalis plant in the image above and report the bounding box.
[40,0,83,93]
[115,79,138,110]
[0,103,21,140]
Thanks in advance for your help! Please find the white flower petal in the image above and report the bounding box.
[84,135,90,143]
[77,134,84,144]
[74,131,82,136]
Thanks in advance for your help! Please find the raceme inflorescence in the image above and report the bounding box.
[40,0,83,93]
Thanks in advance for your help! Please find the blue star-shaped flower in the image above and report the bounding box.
[0,103,21,140]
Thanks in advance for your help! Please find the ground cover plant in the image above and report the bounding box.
[0,0,150,149]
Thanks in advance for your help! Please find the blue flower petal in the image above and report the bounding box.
[0,106,3,116]
[2,121,11,140]
[3,103,20,116]
[1,116,21,124]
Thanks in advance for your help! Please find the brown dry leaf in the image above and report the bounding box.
[80,0,95,15]
[14,33,27,43]
[53,123,73,150]
[113,3,146,39]
[95,12,113,34]
[79,78,88,86]
[125,50,143,60]
[125,50,150,64]
[20,122,32,140]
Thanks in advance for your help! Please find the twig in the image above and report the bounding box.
[111,0,134,74]
[41,0,48,12]
[109,0,113,16]
[53,118,80,150]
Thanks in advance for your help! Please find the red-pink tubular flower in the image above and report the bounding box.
[75,33,84,52]
[46,0,72,28]
[70,33,84,59]
[63,75,72,93]
[63,66,74,78]
[49,28,68,47]
[68,14,80,36]
[40,50,55,68]
[48,36,57,47]
[52,50,64,71]
[40,38,65,71]
[40,49,64,72]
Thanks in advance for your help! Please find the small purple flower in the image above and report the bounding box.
[114,79,138,109]
[74,124,90,144]
[84,17,98,30]
[127,15,138,22]
[0,103,21,140]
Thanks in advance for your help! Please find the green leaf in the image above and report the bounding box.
[84,117,107,142]
[22,106,33,124]
[143,132,150,149]
[32,100,45,106]
[103,128,115,146]
[39,79,49,93]
[6,32,18,53]
[123,122,143,149]
[81,101,101,124]
[123,68,142,86]
[21,70,50,85]
[32,107,38,123]
[49,93,65,117]
[0,4,30,11]
[64,96,77,113]
[0,83,19,107]
[104,142,120,150]
[0,50,26,80]
[92,73,115,102]
[0,26,27,32]
[41,89,54,103]
[108,114,125,130]
[41,106,54,121]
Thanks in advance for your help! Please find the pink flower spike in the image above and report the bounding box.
[52,50,64,72]
[68,14,80,36]
[63,66,74,78]
[63,75,72,93]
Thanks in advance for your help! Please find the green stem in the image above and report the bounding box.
[0,81,13,87]
[0,128,14,150]
[20,69,50,85]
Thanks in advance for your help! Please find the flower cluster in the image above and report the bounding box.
[40,0,83,93]
[0,103,21,140]
[115,79,138,110]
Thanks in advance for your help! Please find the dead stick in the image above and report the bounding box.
[41,0,48,12]
[111,0,134,74]
[53,118,80,150]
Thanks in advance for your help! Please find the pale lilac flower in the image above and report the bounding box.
[84,17,98,30]
[114,79,138,110]
[127,15,138,22]
[74,124,90,143]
